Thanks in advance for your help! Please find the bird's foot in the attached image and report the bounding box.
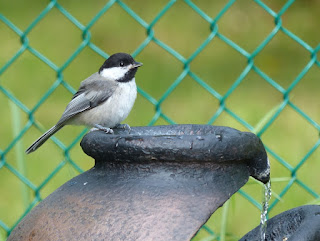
[93,124,114,134]
[114,123,131,132]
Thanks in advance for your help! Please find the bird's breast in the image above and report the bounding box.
[76,80,137,127]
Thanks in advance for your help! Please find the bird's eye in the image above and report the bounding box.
[120,61,124,67]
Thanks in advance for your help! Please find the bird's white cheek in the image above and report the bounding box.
[100,67,128,81]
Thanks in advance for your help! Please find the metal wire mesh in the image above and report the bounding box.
[1,0,319,240]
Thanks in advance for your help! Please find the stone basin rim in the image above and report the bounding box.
[82,124,261,159]
[110,124,246,136]
[81,124,270,183]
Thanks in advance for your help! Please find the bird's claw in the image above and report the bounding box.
[93,124,114,134]
[114,124,131,132]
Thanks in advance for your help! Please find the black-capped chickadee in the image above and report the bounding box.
[26,53,142,154]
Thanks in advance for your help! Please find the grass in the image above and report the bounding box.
[1,0,320,240]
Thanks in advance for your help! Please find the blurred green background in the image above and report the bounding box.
[1,0,320,240]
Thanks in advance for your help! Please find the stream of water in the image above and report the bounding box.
[260,180,271,241]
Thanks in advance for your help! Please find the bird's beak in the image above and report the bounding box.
[131,62,143,69]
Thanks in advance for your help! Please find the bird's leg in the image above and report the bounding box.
[114,123,131,132]
[92,124,114,134]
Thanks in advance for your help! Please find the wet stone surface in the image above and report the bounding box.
[240,205,320,241]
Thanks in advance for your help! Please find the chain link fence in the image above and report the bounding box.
[1,0,320,240]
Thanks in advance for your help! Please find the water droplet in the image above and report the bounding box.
[215,134,222,141]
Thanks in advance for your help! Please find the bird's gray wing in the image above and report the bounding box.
[56,73,118,126]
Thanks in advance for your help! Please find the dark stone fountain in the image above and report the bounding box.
[240,205,320,241]
[8,125,270,241]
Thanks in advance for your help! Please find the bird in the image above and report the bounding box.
[26,52,142,154]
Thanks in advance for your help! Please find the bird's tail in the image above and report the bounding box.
[25,125,63,154]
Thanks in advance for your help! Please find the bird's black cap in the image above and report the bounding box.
[99,53,141,72]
